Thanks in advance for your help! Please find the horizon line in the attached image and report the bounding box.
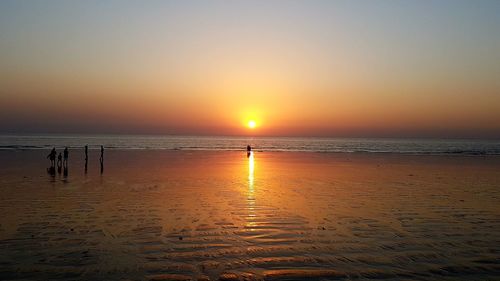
[1,132,499,141]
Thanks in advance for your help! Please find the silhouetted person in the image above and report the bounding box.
[57,153,62,174]
[100,145,104,174]
[247,145,252,158]
[47,148,56,167]
[63,147,69,166]
[84,145,88,174]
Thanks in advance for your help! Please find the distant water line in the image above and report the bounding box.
[0,135,500,155]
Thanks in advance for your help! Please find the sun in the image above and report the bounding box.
[247,120,257,129]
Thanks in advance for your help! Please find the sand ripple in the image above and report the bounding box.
[1,151,500,280]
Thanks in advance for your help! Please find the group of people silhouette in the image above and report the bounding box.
[47,145,104,177]
[47,147,68,176]
[47,144,249,177]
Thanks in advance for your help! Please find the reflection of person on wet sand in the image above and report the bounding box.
[247,145,252,158]
[47,147,56,167]
[47,166,56,176]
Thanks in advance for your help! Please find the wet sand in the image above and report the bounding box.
[0,150,500,280]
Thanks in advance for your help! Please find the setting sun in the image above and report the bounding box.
[247,120,257,129]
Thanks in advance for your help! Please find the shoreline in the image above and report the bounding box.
[2,135,499,156]
[3,147,500,156]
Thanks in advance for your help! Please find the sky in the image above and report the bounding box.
[0,0,499,138]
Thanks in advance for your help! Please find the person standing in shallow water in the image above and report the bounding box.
[99,145,104,174]
[100,145,104,163]
[63,147,69,166]
[84,145,88,173]
[247,145,252,158]
[47,147,56,167]
[57,152,62,173]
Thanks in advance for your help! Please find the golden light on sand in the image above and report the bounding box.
[248,120,257,129]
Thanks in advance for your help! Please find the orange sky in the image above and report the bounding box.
[1,1,499,138]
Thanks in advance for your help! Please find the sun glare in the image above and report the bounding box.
[248,120,257,129]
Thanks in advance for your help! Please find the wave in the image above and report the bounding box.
[1,146,500,155]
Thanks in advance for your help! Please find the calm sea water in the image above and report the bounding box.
[1,135,500,155]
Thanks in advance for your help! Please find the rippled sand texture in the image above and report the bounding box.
[0,150,500,280]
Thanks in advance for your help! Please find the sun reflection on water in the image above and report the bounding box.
[248,152,254,193]
[246,152,256,228]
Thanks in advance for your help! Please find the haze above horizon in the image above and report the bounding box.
[1,0,499,138]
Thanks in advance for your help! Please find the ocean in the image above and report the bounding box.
[1,134,499,155]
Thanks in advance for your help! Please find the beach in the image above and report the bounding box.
[0,150,499,280]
